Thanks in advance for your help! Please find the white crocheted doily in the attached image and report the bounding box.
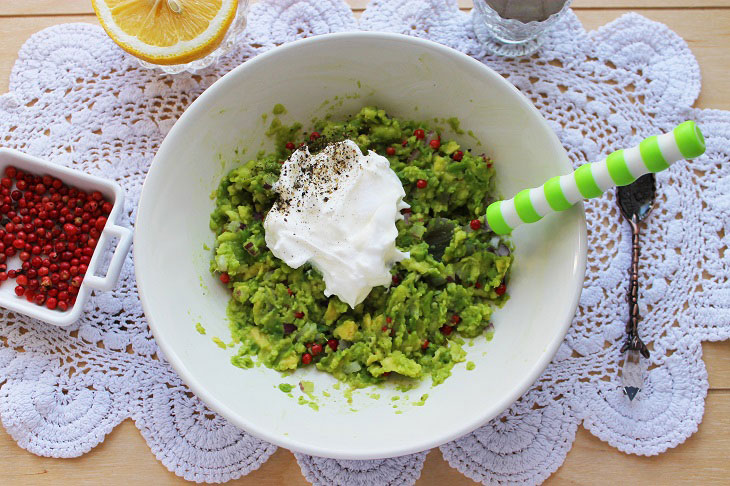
[1,1,728,484]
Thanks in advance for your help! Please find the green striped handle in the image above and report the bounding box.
[486,121,706,235]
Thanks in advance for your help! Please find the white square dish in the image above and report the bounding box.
[0,148,132,327]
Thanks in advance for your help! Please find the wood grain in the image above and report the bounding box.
[0,15,98,94]
[0,1,728,485]
[577,8,730,111]
[706,341,730,389]
[547,391,730,485]
[0,1,94,16]
[4,1,730,17]
[344,0,730,10]
[1,391,728,485]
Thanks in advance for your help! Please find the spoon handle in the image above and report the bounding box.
[620,214,650,358]
[486,121,706,235]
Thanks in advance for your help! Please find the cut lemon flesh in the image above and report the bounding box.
[92,0,238,65]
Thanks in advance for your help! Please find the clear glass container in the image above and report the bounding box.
[138,0,250,75]
[472,0,572,57]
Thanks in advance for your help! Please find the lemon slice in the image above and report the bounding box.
[92,0,238,65]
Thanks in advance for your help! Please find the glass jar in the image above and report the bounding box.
[472,0,572,57]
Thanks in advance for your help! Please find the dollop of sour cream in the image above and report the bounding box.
[264,140,409,307]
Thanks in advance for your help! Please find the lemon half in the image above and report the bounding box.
[92,0,238,65]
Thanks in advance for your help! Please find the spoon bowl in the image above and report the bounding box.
[617,173,657,222]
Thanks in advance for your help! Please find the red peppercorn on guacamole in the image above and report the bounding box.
[209,106,513,387]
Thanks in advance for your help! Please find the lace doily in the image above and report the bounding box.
[1,1,728,484]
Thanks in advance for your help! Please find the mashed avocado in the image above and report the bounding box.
[209,106,513,387]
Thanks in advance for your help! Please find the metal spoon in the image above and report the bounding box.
[616,173,655,400]
[481,122,705,400]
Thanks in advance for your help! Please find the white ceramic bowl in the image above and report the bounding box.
[135,33,586,459]
[0,148,132,327]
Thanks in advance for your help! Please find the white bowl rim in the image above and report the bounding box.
[135,31,587,459]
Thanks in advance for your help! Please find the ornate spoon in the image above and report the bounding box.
[616,173,655,400]
[483,122,706,401]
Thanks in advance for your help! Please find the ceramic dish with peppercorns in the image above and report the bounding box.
[0,148,132,326]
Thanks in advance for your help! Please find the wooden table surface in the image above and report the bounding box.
[1,1,729,485]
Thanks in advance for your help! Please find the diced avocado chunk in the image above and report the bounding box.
[334,320,358,341]
[441,140,460,155]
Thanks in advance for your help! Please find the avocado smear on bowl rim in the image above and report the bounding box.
[209,106,513,388]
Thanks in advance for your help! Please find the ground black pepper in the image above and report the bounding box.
[269,141,362,220]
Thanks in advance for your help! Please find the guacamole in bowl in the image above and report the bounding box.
[210,106,513,387]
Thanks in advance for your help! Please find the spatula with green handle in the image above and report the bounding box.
[485,121,706,235]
